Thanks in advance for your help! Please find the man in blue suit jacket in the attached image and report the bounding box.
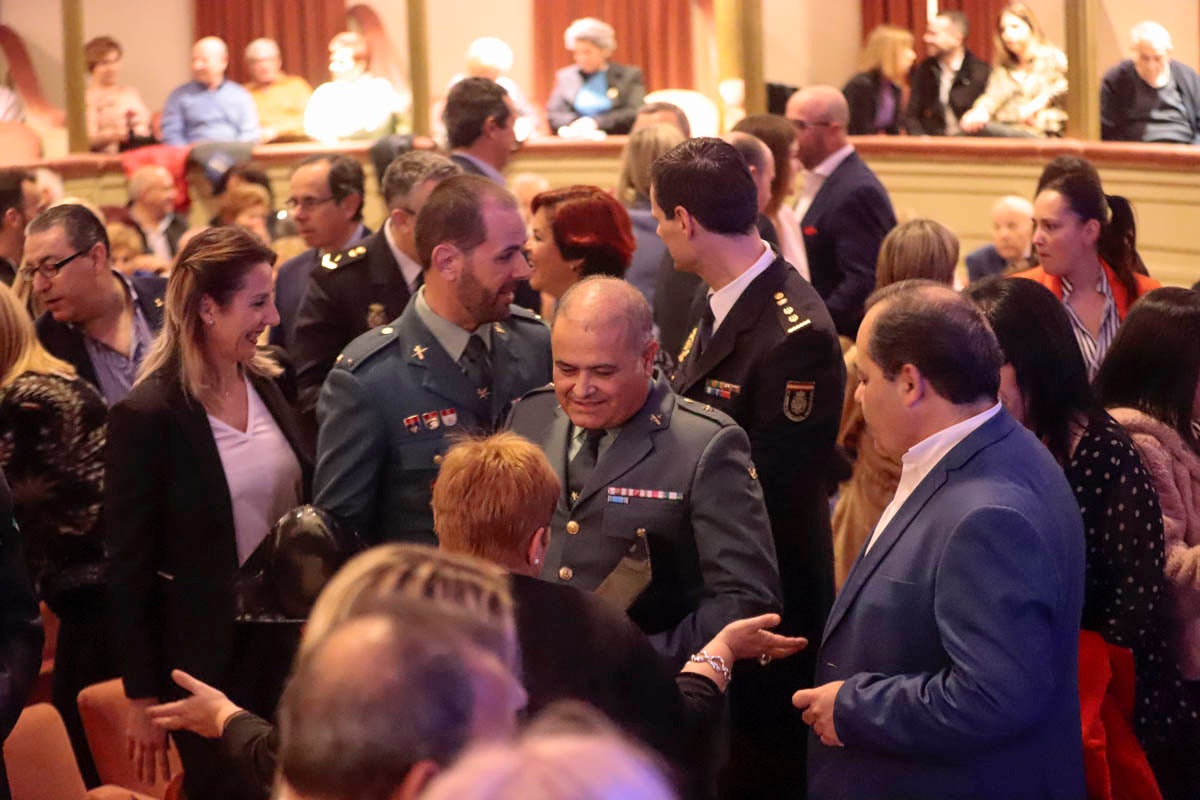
[795,281,1085,800]
[788,86,896,339]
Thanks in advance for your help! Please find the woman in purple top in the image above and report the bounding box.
[843,25,917,135]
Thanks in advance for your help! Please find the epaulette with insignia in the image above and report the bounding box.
[771,291,812,335]
[320,244,369,271]
[509,305,548,326]
[675,396,731,427]
[333,323,399,371]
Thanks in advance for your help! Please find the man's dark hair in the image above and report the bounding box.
[278,607,479,800]
[443,77,510,150]
[27,204,109,257]
[296,154,365,221]
[726,131,769,172]
[637,101,691,137]
[865,279,1002,404]
[0,169,32,219]
[649,137,757,235]
[939,10,969,38]
[415,174,517,270]
[381,151,462,210]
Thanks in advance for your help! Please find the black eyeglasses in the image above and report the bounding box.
[789,119,834,132]
[284,195,337,211]
[18,248,90,282]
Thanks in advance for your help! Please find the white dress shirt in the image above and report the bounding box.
[383,218,423,292]
[865,402,1003,553]
[707,241,776,333]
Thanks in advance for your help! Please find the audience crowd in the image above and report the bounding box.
[1,5,1200,800]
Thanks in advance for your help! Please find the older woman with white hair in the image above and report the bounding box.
[547,17,646,136]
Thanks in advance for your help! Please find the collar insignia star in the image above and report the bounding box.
[477,387,490,400]
[649,414,662,426]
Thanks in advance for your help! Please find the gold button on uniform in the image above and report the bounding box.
[558,566,574,581]
[635,527,647,537]
[433,454,444,465]
[566,520,580,535]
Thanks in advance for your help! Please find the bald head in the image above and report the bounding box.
[556,276,653,353]
[192,37,228,88]
[990,195,1033,262]
[724,132,775,213]
[552,277,657,430]
[786,86,849,170]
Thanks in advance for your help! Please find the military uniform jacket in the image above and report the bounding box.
[507,374,782,667]
[671,256,843,645]
[292,230,416,415]
[314,299,551,546]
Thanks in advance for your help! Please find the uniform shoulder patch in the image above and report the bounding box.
[508,304,549,327]
[333,324,399,371]
[771,291,812,335]
[673,396,732,428]
[512,383,557,411]
[320,244,369,272]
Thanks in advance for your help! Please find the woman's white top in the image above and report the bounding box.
[208,375,303,564]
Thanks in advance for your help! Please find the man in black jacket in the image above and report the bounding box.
[654,137,844,799]
[291,151,462,415]
[905,11,990,136]
[27,205,165,405]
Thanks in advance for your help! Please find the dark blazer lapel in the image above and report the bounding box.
[801,152,861,228]
[676,258,787,395]
[575,378,671,506]
[823,409,1018,641]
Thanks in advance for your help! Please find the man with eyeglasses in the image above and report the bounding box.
[28,204,166,405]
[292,151,463,415]
[786,86,896,339]
[272,154,369,349]
[0,169,39,286]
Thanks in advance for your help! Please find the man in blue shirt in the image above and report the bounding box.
[161,37,260,145]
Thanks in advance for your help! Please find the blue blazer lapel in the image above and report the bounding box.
[823,409,1019,641]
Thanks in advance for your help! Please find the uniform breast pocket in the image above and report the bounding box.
[392,437,446,512]
[601,496,690,566]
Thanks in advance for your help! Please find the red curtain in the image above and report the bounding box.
[860,0,929,46]
[863,1,1005,63]
[194,0,345,88]
[531,0,693,110]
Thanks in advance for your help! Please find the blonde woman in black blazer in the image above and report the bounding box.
[105,227,312,800]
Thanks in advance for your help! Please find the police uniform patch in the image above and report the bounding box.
[784,381,815,422]
[366,303,387,329]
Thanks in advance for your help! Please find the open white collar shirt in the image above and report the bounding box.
[865,402,1003,553]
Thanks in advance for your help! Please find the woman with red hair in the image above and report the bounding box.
[526,186,635,312]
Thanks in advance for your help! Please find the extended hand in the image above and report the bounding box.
[145,669,243,739]
[793,680,846,747]
[126,697,171,784]
[711,613,808,662]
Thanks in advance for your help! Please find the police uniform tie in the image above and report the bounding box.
[460,334,494,396]
[567,428,605,505]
